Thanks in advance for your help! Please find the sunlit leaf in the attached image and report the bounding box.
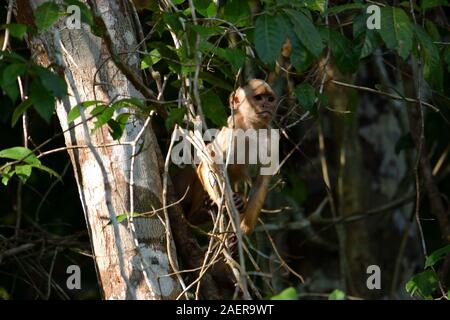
[141,49,161,69]
[425,245,450,268]
[92,107,115,131]
[270,287,298,300]
[67,100,103,123]
[406,270,439,300]
[15,165,32,183]
[329,289,346,300]
[0,147,40,165]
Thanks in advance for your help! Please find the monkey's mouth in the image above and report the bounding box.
[257,111,273,118]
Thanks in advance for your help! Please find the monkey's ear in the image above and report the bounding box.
[229,87,245,109]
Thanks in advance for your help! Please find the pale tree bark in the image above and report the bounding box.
[16,0,183,299]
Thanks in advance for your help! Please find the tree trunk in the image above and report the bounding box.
[16,0,182,299]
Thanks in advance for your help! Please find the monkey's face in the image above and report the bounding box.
[238,80,277,127]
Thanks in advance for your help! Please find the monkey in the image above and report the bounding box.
[174,79,277,236]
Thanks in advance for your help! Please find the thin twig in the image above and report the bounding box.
[1,0,13,51]
[331,80,440,113]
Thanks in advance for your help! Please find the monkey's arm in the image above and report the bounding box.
[197,160,272,235]
[240,174,271,235]
[196,161,222,205]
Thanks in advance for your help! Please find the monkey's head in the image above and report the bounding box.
[229,79,277,127]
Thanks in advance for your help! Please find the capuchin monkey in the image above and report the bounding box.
[174,79,277,235]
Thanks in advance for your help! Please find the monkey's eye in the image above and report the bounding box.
[267,96,275,102]
[254,94,262,101]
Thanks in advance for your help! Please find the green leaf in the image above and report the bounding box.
[425,21,440,41]
[67,106,81,123]
[353,12,379,59]
[64,0,94,27]
[200,72,233,91]
[413,25,443,91]
[270,287,298,300]
[282,20,313,71]
[200,41,246,72]
[165,107,186,130]
[193,0,217,17]
[190,24,223,38]
[2,63,27,86]
[254,14,286,64]
[107,212,141,225]
[223,0,250,26]
[116,113,130,126]
[15,165,32,183]
[444,46,450,73]
[0,147,40,165]
[219,48,246,71]
[285,9,324,58]
[35,2,61,30]
[67,100,102,123]
[329,30,359,74]
[141,49,161,69]
[111,97,146,110]
[33,66,67,98]
[425,245,450,268]
[326,3,365,15]
[107,119,122,140]
[0,287,10,300]
[2,81,19,102]
[406,270,439,299]
[11,99,33,127]
[295,83,316,111]
[108,113,129,140]
[3,23,28,39]
[420,0,449,10]
[1,166,14,186]
[115,214,129,224]
[305,0,326,12]
[329,289,346,300]
[379,6,413,60]
[92,107,115,131]
[0,51,27,63]
[30,80,55,123]
[162,12,184,36]
[1,63,26,102]
[201,91,227,126]
[30,163,61,180]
